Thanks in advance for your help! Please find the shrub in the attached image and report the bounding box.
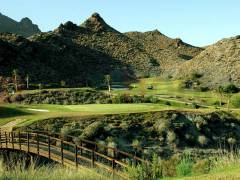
[162,155,180,177]
[231,95,240,108]
[181,79,193,89]
[111,94,133,104]
[154,120,170,135]
[176,155,193,176]
[222,84,239,93]
[192,159,210,174]
[191,72,203,80]
[199,86,209,92]
[148,96,159,103]
[60,126,72,138]
[167,131,176,144]
[125,163,150,180]
[125,154,162,180]
[132,95,144,103]
[198,135,208,147]
[192,102,200,109]
[107,141,117,157]
[80,121,104,139]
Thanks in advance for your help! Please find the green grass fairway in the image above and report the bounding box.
[0,103,175,127]
[112,77,240,107]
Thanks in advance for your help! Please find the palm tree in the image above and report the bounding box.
[104,75,111,92]
[12,69,19,92]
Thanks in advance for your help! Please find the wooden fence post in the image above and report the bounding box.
[27,133,30,153]
[5,132,7,148]
[0,132,2,148]
[11,132,14,149]
[80,140,83,156]
[61,140,64,165]
[48,135,51,159]
[18,131,21,150]
[75,145,78,168]
[36,133,39,155]
[91,149,95,168]
[112,159,115,177]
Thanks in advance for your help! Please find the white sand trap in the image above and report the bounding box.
[27,109,50,112]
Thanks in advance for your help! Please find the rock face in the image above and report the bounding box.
[125,30,203,75]
[0,13,40,37]
[174,36,240,87]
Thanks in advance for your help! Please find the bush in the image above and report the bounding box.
[191,72,203,80]
[198,135,208,147]
[176,155,193,176]
[231,95,240,108]
[162,155,180,177]
[80,121,104,139]
[60,126,72,138]
[223,84,239,93]
[111,94,133,104]
[167,131,177,144]
[192,159,210,174]
[192,102,200,109]
[199,86,209,92]
[125,154,162,180]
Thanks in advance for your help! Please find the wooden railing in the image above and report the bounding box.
[0,131,146,179]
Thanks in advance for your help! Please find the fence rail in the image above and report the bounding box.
[0,131,146,179]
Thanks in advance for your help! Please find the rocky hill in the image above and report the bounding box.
[2,12,237,88]
[125,30,203,75]
[0,13,41,37]
[0,32,128,86]
[174,36,240,87]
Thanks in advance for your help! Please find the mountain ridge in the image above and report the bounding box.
[0,13,41,37]
[0,12,239,87]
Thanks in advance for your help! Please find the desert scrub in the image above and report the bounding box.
[80,121,105,139]
[231,94,240,108]
[0,159,109,180]
[176,154,193,176]
[198,135,208,147]
[125,154,163,180]
[5,89,110,105]
[192,159,210,174]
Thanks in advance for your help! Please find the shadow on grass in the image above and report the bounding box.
[0,106,32,118]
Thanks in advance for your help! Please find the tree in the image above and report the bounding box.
[12,69,19,92]
[218,84,239,111]
[216,86,225,106]
[25,74,30,89]
[104,75,112,92]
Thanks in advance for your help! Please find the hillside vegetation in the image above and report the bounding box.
[0,13,204,87]
[175,36,240,87]
[125,30,202,75]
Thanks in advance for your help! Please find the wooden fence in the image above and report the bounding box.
[0,131,146,179]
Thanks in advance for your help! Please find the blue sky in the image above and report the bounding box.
[1,0,240,46]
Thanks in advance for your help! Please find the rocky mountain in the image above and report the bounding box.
[0,13,41,37]
[125,30,203,75]
[0,12,163,85]
[0,32,129,86]
[174,36,240,87]
[2,12,236,88]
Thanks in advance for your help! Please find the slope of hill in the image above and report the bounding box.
[0,13,163,86]
[125,30,203,75]
[174,35,240,87]
[0,13,41,37]
[0,32,129,86]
